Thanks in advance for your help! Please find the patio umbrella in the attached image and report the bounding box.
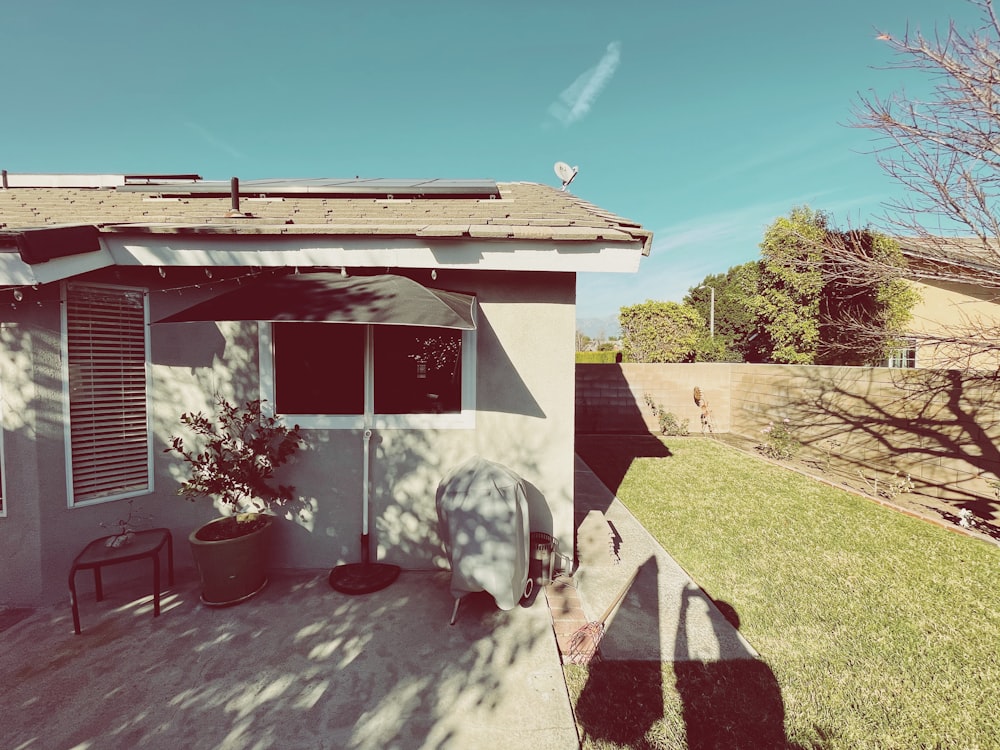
[155,271,477,594]
[154,272,476,328]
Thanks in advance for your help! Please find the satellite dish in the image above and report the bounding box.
[554,161,579,191]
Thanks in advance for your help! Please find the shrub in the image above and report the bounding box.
[576,351,620,363]
[166,396,304,514]
[643,393,690,436]
[758,419,798,460]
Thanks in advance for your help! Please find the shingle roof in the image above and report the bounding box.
[0,179,652,255]
[897,237,1000,279]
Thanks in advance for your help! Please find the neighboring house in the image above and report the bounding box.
[894,238,1000,370]
[0,173,652,606]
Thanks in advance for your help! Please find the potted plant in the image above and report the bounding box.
[166,395,304,605]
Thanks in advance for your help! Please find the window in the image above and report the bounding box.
[373,327,463,415]
[886,338,917,369]
[63,284,152,506]
[261,322,475,429]
[273,323,365,415]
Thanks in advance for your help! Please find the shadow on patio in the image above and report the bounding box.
[2,570,578,749]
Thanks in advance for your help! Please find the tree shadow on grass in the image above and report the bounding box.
[574,660,666,748]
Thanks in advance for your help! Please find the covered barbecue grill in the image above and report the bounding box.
[436,456,531,624]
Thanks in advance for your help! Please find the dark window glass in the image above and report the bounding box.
[273,323,364,414]
[374,327,462,414]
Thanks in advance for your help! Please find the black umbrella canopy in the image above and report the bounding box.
[154,273,476,329]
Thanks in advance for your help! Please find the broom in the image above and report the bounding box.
[566,568,639,665]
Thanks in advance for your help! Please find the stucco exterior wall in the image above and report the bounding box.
[907,279,1000,371]
[0,268,577,606]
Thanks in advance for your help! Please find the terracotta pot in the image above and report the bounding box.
[188,515,272,606]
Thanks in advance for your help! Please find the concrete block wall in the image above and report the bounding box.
[575,363,731,434]
[577,363,1000,504]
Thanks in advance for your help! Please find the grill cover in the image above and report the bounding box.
[436,456,530,610]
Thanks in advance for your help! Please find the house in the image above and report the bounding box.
[893,238,1000,371]
[0,173,652,606]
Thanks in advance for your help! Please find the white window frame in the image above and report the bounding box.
[62,282,153,507]
[259,323,476,430]
[886,338,918,369]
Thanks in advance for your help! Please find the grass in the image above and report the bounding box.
[569,435,1000,750]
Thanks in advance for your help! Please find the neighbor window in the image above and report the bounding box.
[886,338,917,369]
[63,283,152,506]
[261,322,475,429]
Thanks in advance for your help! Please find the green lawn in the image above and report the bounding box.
[570,435,1000,750]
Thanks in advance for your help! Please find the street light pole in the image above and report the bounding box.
[699,286,715,338]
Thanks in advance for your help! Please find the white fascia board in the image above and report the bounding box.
[0,242,115,285]
[0,253,40,285]
[104,236,644,274]
[4,173,126,188]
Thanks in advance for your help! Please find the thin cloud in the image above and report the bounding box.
[547,41,622,127]
[181,119,246,160]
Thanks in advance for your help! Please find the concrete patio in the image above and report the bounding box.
[2,569,579,750]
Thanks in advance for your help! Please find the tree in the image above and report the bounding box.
[849,0,1000,367]
[619,300,704,363]
[817,229,921,365]
[743,208,917,366]
[685,262,760,362]
[749,207,828,364]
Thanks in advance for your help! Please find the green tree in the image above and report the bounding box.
[619,300,704,363]
[685,262,760,362]
[749,207,828,364]
[743,208,916,365]
[818,229,920,365]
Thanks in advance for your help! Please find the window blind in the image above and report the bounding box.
[66,285,150,504]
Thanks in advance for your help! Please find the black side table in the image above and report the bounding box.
[68,528,174,634]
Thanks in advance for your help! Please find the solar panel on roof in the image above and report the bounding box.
[118,177,500,198]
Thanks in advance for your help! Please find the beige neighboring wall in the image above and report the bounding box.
[906,279,1000,370]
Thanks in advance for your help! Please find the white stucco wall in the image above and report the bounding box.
[0,267,577,605]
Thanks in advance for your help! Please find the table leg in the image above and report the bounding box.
[69,569,82,635]
[153,555,161,618]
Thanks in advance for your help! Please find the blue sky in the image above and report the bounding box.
[0,1,983,324]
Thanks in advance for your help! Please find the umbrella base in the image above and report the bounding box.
[329,562,401,595]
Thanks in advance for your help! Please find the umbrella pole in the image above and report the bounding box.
[361,428,372,565]
[328,427,401,594]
